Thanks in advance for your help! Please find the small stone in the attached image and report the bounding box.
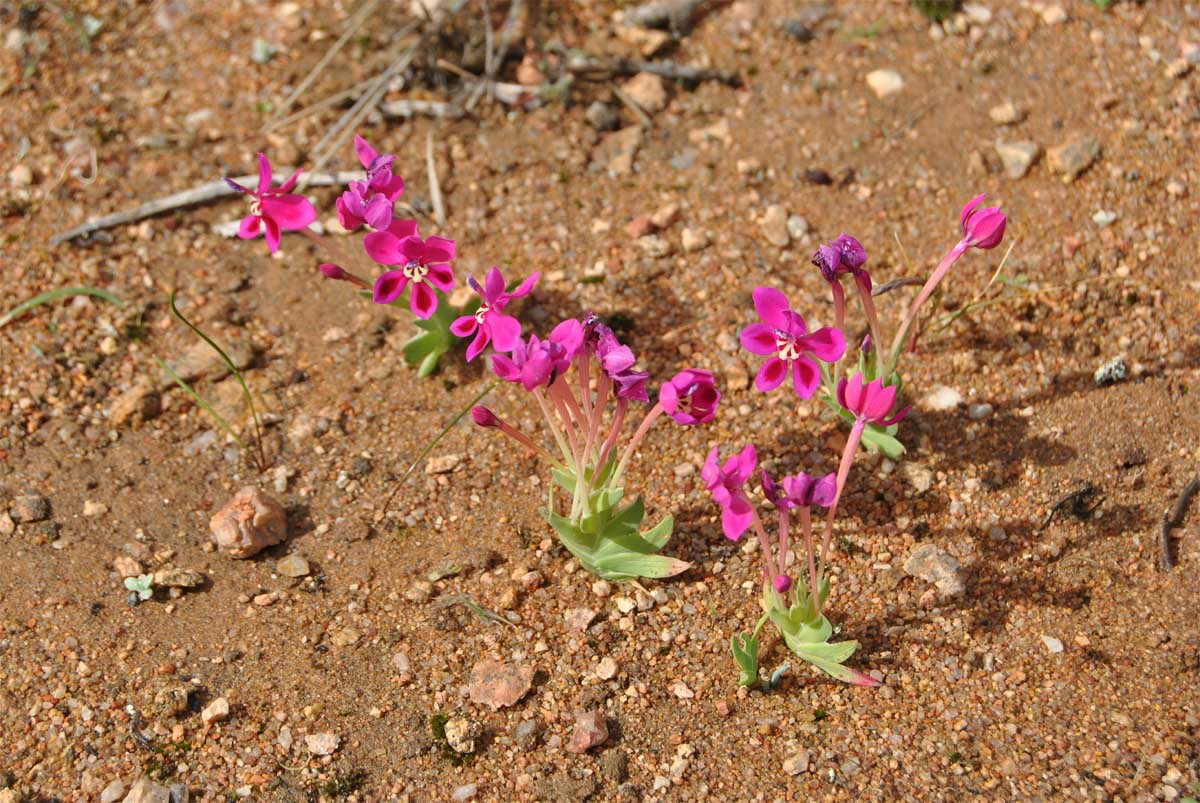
[904,544,965,598]
[277,726,293,750]
[567,709,609,753]
[650,202,680,229]
[100,779,126,803]
[8,164,32,187]
[0,511,13,536]
[595,657,619,680]
[469,659,535,710]
[425,454,462,474]
[331,627,360,647]
[1094,356,1127,386]
[595,125,643,176]
[672,681,694,699]
[1092,209,1117,228]
[209,487,287,558]
[585,101,621,132]
[962,3,991,24]
[968,403,993,420]
[1165,59,1191,79]
[899,463,934,494]
[637,234,673,258]
[10,494,50,523]
[994,141,1040,179]
[921,385,963,411]
[152,683,191,718]
[787,215,809,239]
[1041,635,1064,654]
[83,500,109,517]
[1047,135,1101,182]
[783,750,811,775]
[151,568,205,588]
[760,205,790,248]
[110,382,161,426]
[276,554,310,578]
[989,101,1025,125]
[1166,180,1186,197]
[681,227,708,252]
[514,718,543,750]
[305,732,341,756]
[200,697,230,724]
[564,607,598,631]
[615,596,636,614]
[451,784,478,801]
[113,555,144,579]
[622,72,667,113]
[1041,4,1067,25]
[405,580,434,603]
[444,717,478,754]
[865,69,904,99]
[121,778,171,803]
[392,651,412,673]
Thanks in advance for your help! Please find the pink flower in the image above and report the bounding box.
[450,268,540,361]
[584,315,650,402]
[836,372,910,426]
[492,319,583,390]
[336,136,406,231]
[471,406,499,427]
[960,193,1006,250]
[812,233,868,283]
[224,153,317,253]
[364,219,455,318]
[660,369,720,425]
[761,470,837,510]
[701,444,757,540]
[740,288,846,398]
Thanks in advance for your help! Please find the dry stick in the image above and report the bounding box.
[266,0,385,128]
[426,130,445,226]
[871,277,923,297]
[50,171,363,245]
[267,84,366,132]
[1160,471,1199,571]
[622,0,711,32]
[560,50,742,87]
[379,99,465,119]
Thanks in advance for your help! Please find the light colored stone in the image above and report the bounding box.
[595,125,643,176]
[672,681,694,699]
[1041,635,1064,654]
[83,500,108,517]
[200,697,230,724]
[101,778,126,803]
[622,72,667,113]
[8,164,32,187]
[110,381,161,426]
[469,660,535,710]
[1047,135,1101,182]
[564,607,598,631]
[681,227,709,252]
[425,454,462,474]
[1041,5,1067,25]
[209,487,288,558]
[595,657,619,680]
[904,544,965,598]
[567,709,608,753]
[152,568,205,588]
[444,717,478,754]
[865,69,904,99]
[331,627,360,647]
[783,750,811,775]
[994,140,1040,179]
[120,778,170,803]
[305,731,341,756]
[760,205,790,248]
[921,385,963,411]
[276,553,310,578]
[113,555,144,578]
[899,463,934,494]
[989,101,1025,125]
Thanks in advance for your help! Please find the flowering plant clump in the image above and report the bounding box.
[225,136,477,376]
[715,195,1007,686]
[469,308,720,581]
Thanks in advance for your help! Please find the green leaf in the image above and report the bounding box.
[591,552,690,580]
[861,425,905,458]
[0,285,124,328]
[640,515,673,550]
[731,632,760,687]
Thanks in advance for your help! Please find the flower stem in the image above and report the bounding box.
[855,273,885,375]
[777,507,791,580]
[613,402,664,483]
[818,417,867,569]
[886,240,968,375]
[532,389,575,473]
[798,506,822,618]
[748,508,779,588]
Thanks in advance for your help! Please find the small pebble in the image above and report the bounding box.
[1041,635,1064,654]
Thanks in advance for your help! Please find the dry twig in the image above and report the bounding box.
[1160,471,1199,571]
[426,130,445,226]
[558,49,742,87]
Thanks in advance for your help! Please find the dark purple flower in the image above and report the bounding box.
[659,369,720,425]
[761,470,836,509]
[813,233,868,282]
[336,135,406,231]
[585,316,650,402]
[702,444,757,541]
[836,372,910,426]
[959,193,1007,250]
[364,219,455,318]
[740,287,846,399]
[224,153,317,253]
[491,319,582,391]
[450,267,540,361]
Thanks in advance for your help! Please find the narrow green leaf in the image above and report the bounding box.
[0,286,124,328]
[592,552,690,579]
[153,355,252,456]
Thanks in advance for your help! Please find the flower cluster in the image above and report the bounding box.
[468,295,720,580]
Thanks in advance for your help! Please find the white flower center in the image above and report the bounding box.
[775,333,801,361]
[249,198,262,217]
[402,261,428,283]
[474,302,490,324]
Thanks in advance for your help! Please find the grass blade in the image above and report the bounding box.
[0,286,123,329]
[153,355,252,456]
[168,290,266,471]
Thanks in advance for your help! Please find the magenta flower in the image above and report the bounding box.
[224,153,317,253]
[492,319,583,390]
[336,136,406,231]
[471,406,499,427]
[701,444,757,540]
[761,470,836,510]
[740,288,846,398]
[660,369,720,425]
[836,372,910,426]
[959,194,1006,250]
[450,268,540,361]
[364,219,455,318]
[585,316,650,402]
[812,233,868,283]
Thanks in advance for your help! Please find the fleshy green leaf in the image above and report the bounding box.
[731,632,760,687]
[591,552,690,580]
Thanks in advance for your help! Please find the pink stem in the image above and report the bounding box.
[887,240,968,374]
[748,508,778,588]
[777,507,791,579]
[818,417,867,567]
[830,279,846,332]
[597,398,627,469]
[577,351,592,420]
[798,506,822,617]
[613,402,664,480]
[854,273,885,373]
[491,417,556,463]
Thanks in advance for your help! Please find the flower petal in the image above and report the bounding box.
[262,216,281,253]
[336,195,364,231]
[510,272,539,298]
[385,218,419,239]
[410,282,438,319]
[752,286,791,329]
[256,152,272,193]
[363,231,403,265]
[486,313,522,352]
[484,267,506,301]
[422,236,456,263]
[491,353,520,382]
[450,316,478,338]
[801,326,846,363]
[236,215,261,239]
[424,262,456,292]
[791,357,821,400]
[372,271,408,304]
[755,357,788,392]
[960,193,986,232]
[701,446,722,489]
[354,135,378,170]
[363,195,393,230]
[740,323,778,356]
[722,494,754,540]
[275,169,303,194]
[261,194,316,230]
[464,329,489,362]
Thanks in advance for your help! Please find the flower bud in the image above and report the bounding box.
[471,406,499,427]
